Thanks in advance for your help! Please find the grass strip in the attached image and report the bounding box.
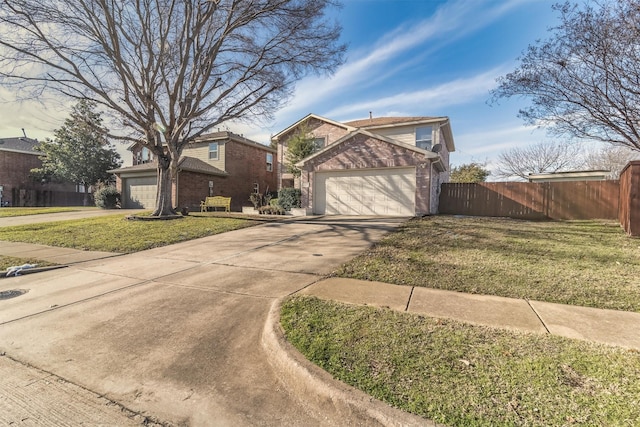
[334,216,640,312]
[0,255,57,272]
[0,214,255,253]
[281,296,640,427]
[0,207,78,218]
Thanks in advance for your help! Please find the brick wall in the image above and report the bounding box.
[0,151,76,206]
[177,171,228,211]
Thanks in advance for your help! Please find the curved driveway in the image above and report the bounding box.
[0,216,413,426]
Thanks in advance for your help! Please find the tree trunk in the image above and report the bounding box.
[152,154,176,216]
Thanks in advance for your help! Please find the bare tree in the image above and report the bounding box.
[491,1,640,152]
[493,141,583,181]
[583,145,640,179]
[0,0,345,216]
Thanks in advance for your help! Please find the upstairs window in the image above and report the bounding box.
[141,147,152,163]
[266,153,273,172]
[313,137,326,150]
[208,142,219,160]
[415,126,433,150]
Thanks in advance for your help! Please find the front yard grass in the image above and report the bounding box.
[334,216,640,312]
[0,214,255,253]
[0,255,57,272]
[281,296,640,427]
[0,207,79,218]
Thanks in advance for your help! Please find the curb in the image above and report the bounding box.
[261,298,438,427]
[1,265,68,279]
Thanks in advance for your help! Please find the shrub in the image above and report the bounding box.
[94,185,120,209]
[270,198,279,207]
[278,188,301,210]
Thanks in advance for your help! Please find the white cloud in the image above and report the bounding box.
[277,0,530,119]
[325,67,506,119]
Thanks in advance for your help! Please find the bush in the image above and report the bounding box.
[278,188,301,210]
[94,185,120,209]
[270,198,279,207]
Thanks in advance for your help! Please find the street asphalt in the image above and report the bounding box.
[1,211,639,426]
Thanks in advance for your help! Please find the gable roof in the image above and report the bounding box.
[128,131,274,153]
[271,113,356,142]
[109,156,227,176]
[0,137,40,155]
[343,116,443,128]
[296,129,441,167]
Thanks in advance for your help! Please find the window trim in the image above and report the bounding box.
[266,152,273,172]
[208,142,219,160]
[415,126,433,150]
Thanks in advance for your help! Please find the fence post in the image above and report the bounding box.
[619,161,640,236]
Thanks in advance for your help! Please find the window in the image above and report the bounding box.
[266,153,273,172]
[415,126,433,150]
[141,147,152,163]
[208,142,219,160]
[313,137,325,150]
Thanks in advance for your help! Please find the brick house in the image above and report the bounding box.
[272,114,454,216]
[111,131,277,211]
[0,136,78,207]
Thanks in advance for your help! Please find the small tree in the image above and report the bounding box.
[493,141,582,181]
[450,163,490,183]
[32,100,122,205]
[285,125,317,178]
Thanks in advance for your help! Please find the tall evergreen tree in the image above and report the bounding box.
[32,100,122,205]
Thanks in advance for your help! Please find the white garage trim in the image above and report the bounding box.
[314,168,416,216]
[123,176,157,209]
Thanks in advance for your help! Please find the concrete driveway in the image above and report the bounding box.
[0,217,412,426]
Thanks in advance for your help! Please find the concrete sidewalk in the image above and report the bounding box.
[300,277,640,351]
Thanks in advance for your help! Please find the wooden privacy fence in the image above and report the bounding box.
[619,161,640,236]
[439,181,619,220]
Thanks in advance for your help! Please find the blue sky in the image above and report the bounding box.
[240,0,561,174]
[0,0,561,173]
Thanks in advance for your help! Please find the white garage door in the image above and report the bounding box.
[315,168,416,215]
[125,176,157,208]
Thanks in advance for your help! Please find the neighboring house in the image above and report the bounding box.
[0,136,77,207]
[528,170,611,182]
[272,114,455,216]
[111,131,277,211]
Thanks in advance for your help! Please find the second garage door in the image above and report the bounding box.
[314,168,416,215]
[124,176,157,208]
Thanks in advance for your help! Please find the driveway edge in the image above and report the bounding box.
[261,298,436,427]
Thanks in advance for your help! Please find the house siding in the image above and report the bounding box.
[183,141,226,170]
[300,134,432,214]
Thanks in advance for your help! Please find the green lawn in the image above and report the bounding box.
[334,216,640,312]
[283,216,640,426]
[282,296,640,427]
[0,213,256,253]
